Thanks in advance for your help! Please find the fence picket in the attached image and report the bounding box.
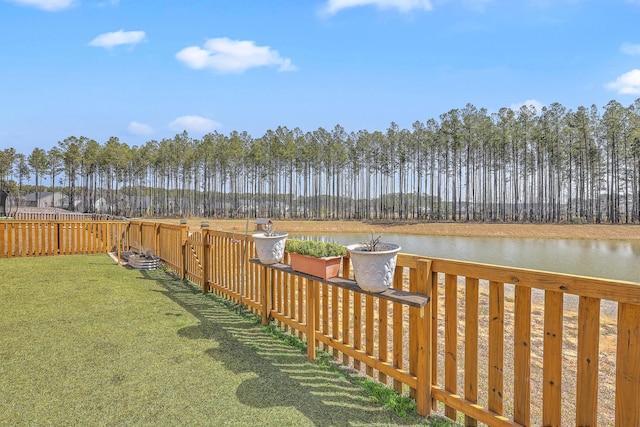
[576,296,600,426]
[513,285,531,426]
[543,290,563,426]
[465,277,479,427]
[444,273,458,420]
[615,303,640,426]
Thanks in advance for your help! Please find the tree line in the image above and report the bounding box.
[1,99,639,223]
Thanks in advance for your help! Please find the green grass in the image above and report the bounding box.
[0,254,459,426]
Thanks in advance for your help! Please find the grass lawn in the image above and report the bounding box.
[0,254,455,426]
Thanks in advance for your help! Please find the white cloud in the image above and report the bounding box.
[606,69,640,95]
[89,30,146,49]
[169,116,220,133]
[322,0,432,15]
[621,42,640,56]
[5,0,75,11]
[128,121,153,135]
[176,37,297,74]
[509,99,544,113]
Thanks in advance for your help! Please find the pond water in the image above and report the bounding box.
[289,232,640,284]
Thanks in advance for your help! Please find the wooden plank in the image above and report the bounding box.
[488,281,504,415]
[21,221,27,257]
[431,387,521,427]
[201,229,210,294]
[415,259,432,417]
[314,333,417,388]
[275,269,282,327]
[354,290,362,371]
[513,285,531,426]
[0,222,5,258]
[306,279,317,361]
[366,294,374,377]
[33,223,42,256]
[271,311,305,335]
[298,275,305,340]
[28,222,34,256]
[542,290,563,426]
[61,223,68,255]
[576,296,600,427]
[75,222,81,254]
[465,277,479,427]
[284,274,296,332]
[249,260,429,308]
[47,221,54,256]
[342,257,351,365]
[8,223,13,257]
[322,282,329,351]
[409,266,418,399]
[615,303,640,426]
[314,277,320,350]
[425,257,640,304]
[431,270,439,411]
[378,298,388,384]
[393,264,404,393]
[260,266,269,325]
[33,222,38,255]
[332,282,340,359]
[444,273,458,420]
[224,235,230,291]
[342,287,351,365]
[38,222,44,255]
[237,240,244,300]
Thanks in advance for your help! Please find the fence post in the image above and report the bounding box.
[154,223,160,257]
[55,222,61,255]
[415,259,433,416]
[117,222,121,266]
[201,228,210,294]
[180,221,188,280]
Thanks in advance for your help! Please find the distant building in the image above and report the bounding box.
[24,192,68,209]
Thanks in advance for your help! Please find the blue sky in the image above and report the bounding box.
[1,0,640,155]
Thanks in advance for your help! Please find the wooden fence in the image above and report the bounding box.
[0,220,126,257]
[2,219,639,426]
[10,209,113,221]
[168,224,640,426]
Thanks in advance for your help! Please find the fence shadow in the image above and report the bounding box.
[141,270,423,426]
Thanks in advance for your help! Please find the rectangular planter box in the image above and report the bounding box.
[289,252,342,280]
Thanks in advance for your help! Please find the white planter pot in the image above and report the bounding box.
[346,243,401,293]
[252,232,288,264]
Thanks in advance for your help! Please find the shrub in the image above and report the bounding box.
[285,239,347,258]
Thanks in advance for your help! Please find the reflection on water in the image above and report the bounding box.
[290,233,640,283]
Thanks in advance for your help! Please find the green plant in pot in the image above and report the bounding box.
[346,234,401,293]
[285,239,347,280]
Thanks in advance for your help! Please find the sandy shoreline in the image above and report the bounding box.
[160,218,640,240]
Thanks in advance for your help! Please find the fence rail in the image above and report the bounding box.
[2,219,639,426]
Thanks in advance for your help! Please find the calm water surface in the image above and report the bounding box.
[290,232,640,284]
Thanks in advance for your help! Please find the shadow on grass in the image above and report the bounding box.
[140,270,424,426]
